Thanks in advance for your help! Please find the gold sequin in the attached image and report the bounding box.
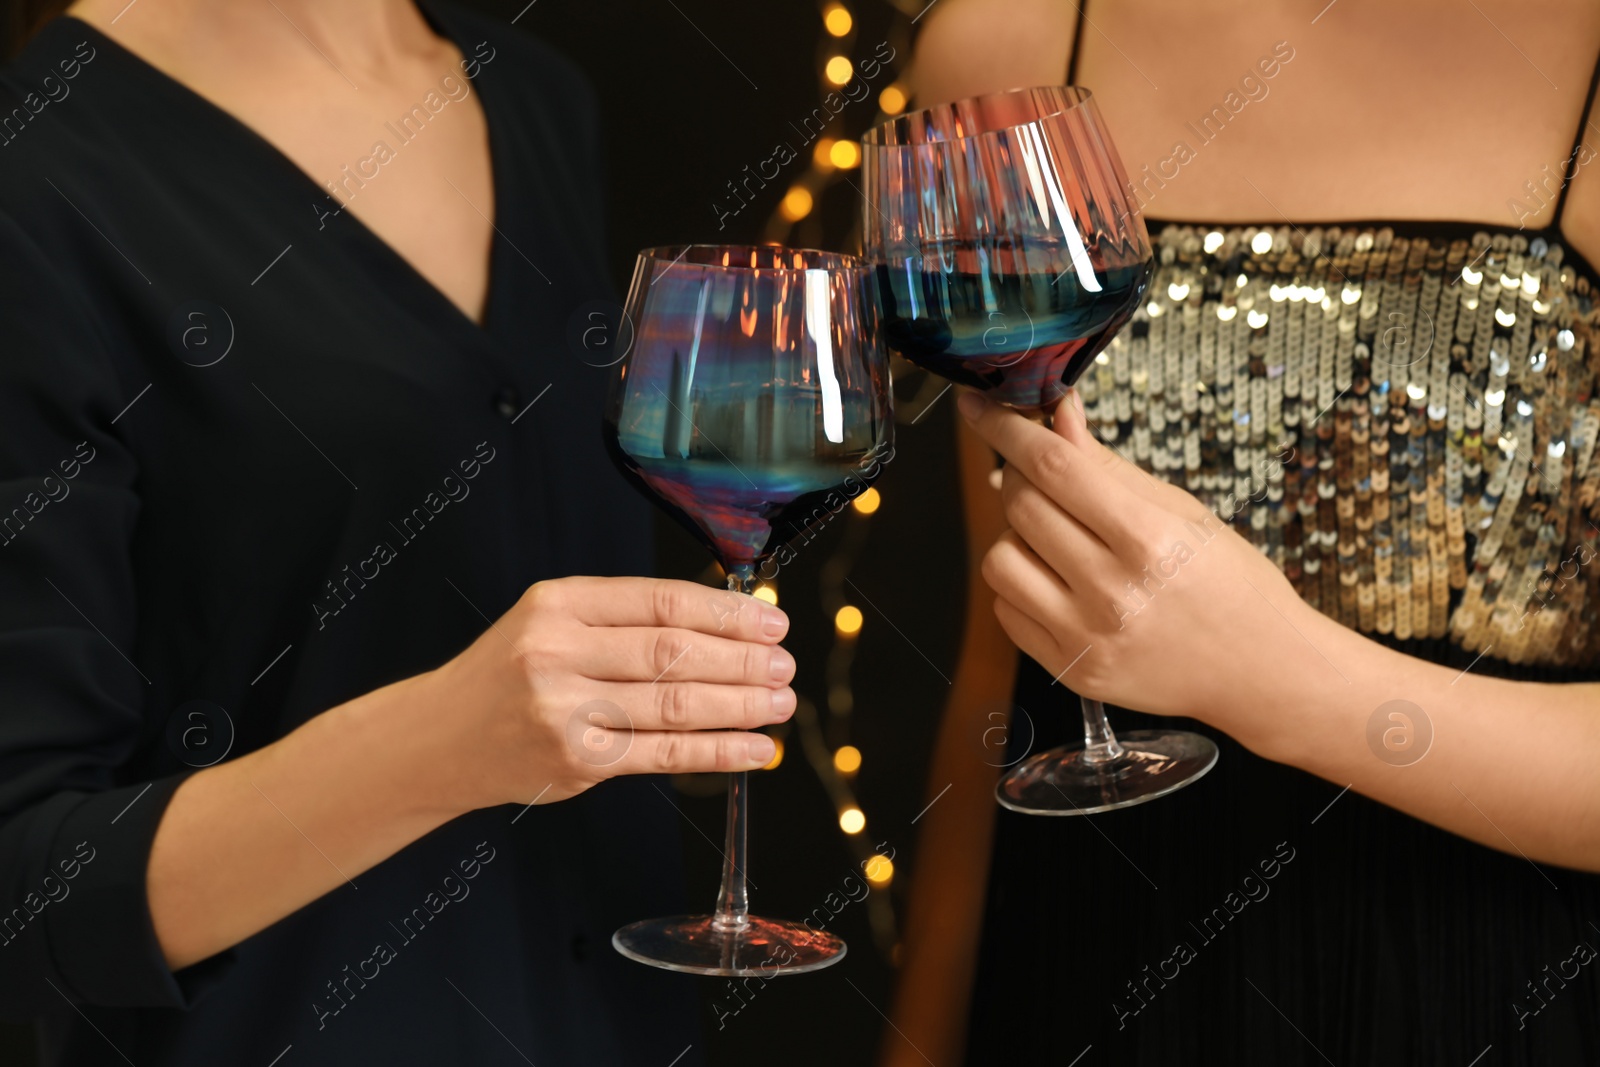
[1083,224,1600,668]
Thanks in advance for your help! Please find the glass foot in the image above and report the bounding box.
[995,729,1218,816]
[612,915,846,977]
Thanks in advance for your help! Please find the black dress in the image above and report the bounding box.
[966,16,1600,1066]
[0,5,700,1065]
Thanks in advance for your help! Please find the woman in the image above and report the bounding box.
[888,1,1600,1064]
[0,2,793,1064]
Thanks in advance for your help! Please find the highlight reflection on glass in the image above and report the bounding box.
[605,244,893,976]
[861,85,1152,412]
[861,87,1218,816]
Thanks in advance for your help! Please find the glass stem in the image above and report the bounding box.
[1041,401,1125,767]
[711,568,755,932]
[1079,696,1125,764]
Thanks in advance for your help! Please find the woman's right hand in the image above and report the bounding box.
[417,575,796,812]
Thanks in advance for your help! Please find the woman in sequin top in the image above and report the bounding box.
[887,2,1600,1065]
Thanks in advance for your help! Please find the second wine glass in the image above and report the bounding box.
[604,244,893,974]
[861,85,1218,816]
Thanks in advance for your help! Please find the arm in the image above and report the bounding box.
[149,576,794,970]
[878,414,1016,1067]
[144,673,459,971]
[1244,608,1600,870]
[963,389,1600,872]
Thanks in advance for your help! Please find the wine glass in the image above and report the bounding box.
[860,85,1218,816]
[604,244,893,975]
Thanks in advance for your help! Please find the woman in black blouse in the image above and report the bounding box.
[0,2,790,1063]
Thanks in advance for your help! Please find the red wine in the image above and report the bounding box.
[604,426,888,582]
[877,259,1151,410]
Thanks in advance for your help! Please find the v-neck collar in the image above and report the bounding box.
[47,0,510,347]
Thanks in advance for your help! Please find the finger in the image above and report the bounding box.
[607,728,778,777]
[1053,387,1168,500]
[593,680,796,731]
[980,529,1077,631]
[1052,387,1092,446]
[534,577,789,642]
[999,465,1109,589]
[992,595,1066,674]
[1054,387,1131,468]
[1056,388,1217,525]
[579,626,795,686]
[958,391,1145,550]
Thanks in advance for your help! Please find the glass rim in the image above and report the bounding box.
[861,84,1095,149]
[635,243,867,273]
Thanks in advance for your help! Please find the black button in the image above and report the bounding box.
[570,933,588,963]
[493,385,520,419]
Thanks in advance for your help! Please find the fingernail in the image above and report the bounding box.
[760,606,788,638]
[769,648,795,683]
[1072,388,1085,416]
[958,391,984,421]
[770,687,796,720]
[746,735,777,766]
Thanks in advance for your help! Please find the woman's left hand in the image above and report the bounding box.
[959,387,1340,739]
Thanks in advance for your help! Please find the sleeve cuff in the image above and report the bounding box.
[42,775,236,1008]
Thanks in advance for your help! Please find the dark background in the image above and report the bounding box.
[0,2,972,1064]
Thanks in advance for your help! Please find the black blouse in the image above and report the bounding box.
[0,5,700,1065]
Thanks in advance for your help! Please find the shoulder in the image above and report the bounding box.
[0,22,121,224]
[0,28,137,365]
[913,0,1077,106]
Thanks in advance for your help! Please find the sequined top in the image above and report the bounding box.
[1081,222,1600,672]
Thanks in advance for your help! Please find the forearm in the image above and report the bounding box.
[147,672,462,970]
[1230,611,1600,872]
[145,570,796,973]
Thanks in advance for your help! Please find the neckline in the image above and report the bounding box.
[1139,214,1561,238]
[47,0,507,340]
[1138,213,1600,282]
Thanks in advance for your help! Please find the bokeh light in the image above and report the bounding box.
[780,187,814,221]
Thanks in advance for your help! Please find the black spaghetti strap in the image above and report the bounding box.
[1065,1,1090,86]
[1553,43,1600,225]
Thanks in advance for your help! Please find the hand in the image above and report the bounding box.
[419,576,795,812]
[959,388,1333,735]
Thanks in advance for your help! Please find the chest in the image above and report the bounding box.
[1075,0,1600,233]
[175,54,497,325]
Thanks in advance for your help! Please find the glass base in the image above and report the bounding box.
[612,915,846,977]
[995,729,1218,816]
